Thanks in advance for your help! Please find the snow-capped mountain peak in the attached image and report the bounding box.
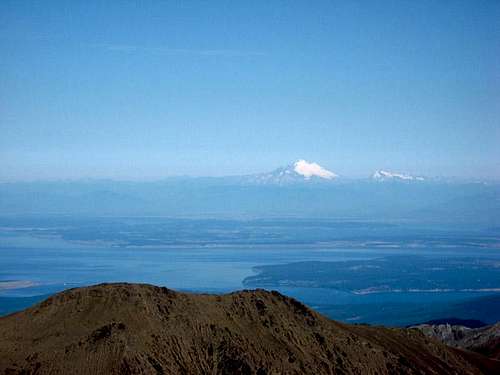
[293,160,337,180]
[372,170,424,181]
[243,160,338,185]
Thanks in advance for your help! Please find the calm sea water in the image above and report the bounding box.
[1,220,499,326]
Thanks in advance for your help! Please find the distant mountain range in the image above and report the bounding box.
[241,160,426,185]
[0,160,498,224]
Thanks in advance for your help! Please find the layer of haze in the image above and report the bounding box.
[1,1,499,181]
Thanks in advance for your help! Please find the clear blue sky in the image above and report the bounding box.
[1,1,499,180]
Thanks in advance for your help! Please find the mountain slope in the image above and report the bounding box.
[0,283,496,374]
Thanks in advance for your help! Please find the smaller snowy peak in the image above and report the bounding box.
[372,170,424,181]
[293,160,338,180]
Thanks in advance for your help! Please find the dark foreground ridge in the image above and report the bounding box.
[0,283,498,374]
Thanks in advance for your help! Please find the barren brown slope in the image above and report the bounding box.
[0,283,497,375]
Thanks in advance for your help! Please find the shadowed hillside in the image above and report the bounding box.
[0,283,498,374]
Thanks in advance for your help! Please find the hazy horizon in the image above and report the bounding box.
[1,158,500,183]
